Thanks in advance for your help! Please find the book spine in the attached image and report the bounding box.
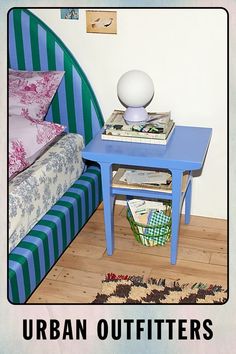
[106,129,166,139]
[105,122,175,140]
[104,122,168,133]
[105,128,167,139]
[101,133,168,145]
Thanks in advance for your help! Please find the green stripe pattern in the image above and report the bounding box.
[8,8,104,303]
[12,10,25,70]
[9,8,104,144]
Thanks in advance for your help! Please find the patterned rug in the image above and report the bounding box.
[92,273,227,304]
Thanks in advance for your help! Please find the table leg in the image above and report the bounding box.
[100,163,115,256]
[171,170,183,265]
[184,174,192,224]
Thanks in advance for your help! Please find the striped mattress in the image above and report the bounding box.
[8,164,102,303]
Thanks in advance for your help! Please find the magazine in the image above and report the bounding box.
[104,120,175,140]
[121,170,171,185]
[127,199,166,226]
[104,110,171,133]
[101,123,175,145]
[112,168,189,194]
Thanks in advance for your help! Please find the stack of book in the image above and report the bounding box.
[101,110,175,145]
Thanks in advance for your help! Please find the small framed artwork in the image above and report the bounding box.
[60,8,79,20]
[86,10,117,34]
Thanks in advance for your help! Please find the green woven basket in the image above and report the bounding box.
[127,206,172,247]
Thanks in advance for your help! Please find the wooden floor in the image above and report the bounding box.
[28,203,227,303]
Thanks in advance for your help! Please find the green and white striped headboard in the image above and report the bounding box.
[8,8,104,145]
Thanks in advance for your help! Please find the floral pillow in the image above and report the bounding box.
[9,69,64,121]
[9,115,65,179]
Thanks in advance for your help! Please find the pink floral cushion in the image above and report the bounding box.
[9,69,64,121]
[9,115,65,179]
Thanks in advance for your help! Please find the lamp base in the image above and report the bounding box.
[124,107,149,125]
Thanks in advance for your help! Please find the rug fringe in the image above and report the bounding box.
[105,273,130,281]
[104,273,226,293]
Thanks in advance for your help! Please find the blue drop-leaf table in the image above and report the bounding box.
[82,126,212,264]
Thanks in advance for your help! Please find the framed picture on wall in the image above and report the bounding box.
[86,10,117,34]
[60,8,79,20]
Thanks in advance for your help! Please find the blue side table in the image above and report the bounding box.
[82,126,212,264]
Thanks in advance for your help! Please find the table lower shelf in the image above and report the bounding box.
[112,168,190,201]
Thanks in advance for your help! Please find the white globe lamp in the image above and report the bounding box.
[117,70,154,124]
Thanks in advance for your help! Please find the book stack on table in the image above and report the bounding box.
[101,110,175,145]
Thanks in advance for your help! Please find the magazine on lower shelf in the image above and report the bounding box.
[112,168,189,194]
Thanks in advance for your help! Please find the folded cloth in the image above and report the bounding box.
[144,210,171,245]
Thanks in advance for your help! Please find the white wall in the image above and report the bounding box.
[32,8,227,219]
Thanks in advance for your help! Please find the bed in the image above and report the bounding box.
[8,8,104,303]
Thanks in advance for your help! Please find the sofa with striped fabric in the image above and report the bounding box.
[8,8,104,303]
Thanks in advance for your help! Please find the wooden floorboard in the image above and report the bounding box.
[27,204,228,303]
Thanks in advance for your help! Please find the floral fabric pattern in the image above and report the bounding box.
[9,69,64,121]
[9,133,85,252]
[9,115,65,179]
[9,139,29,179]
